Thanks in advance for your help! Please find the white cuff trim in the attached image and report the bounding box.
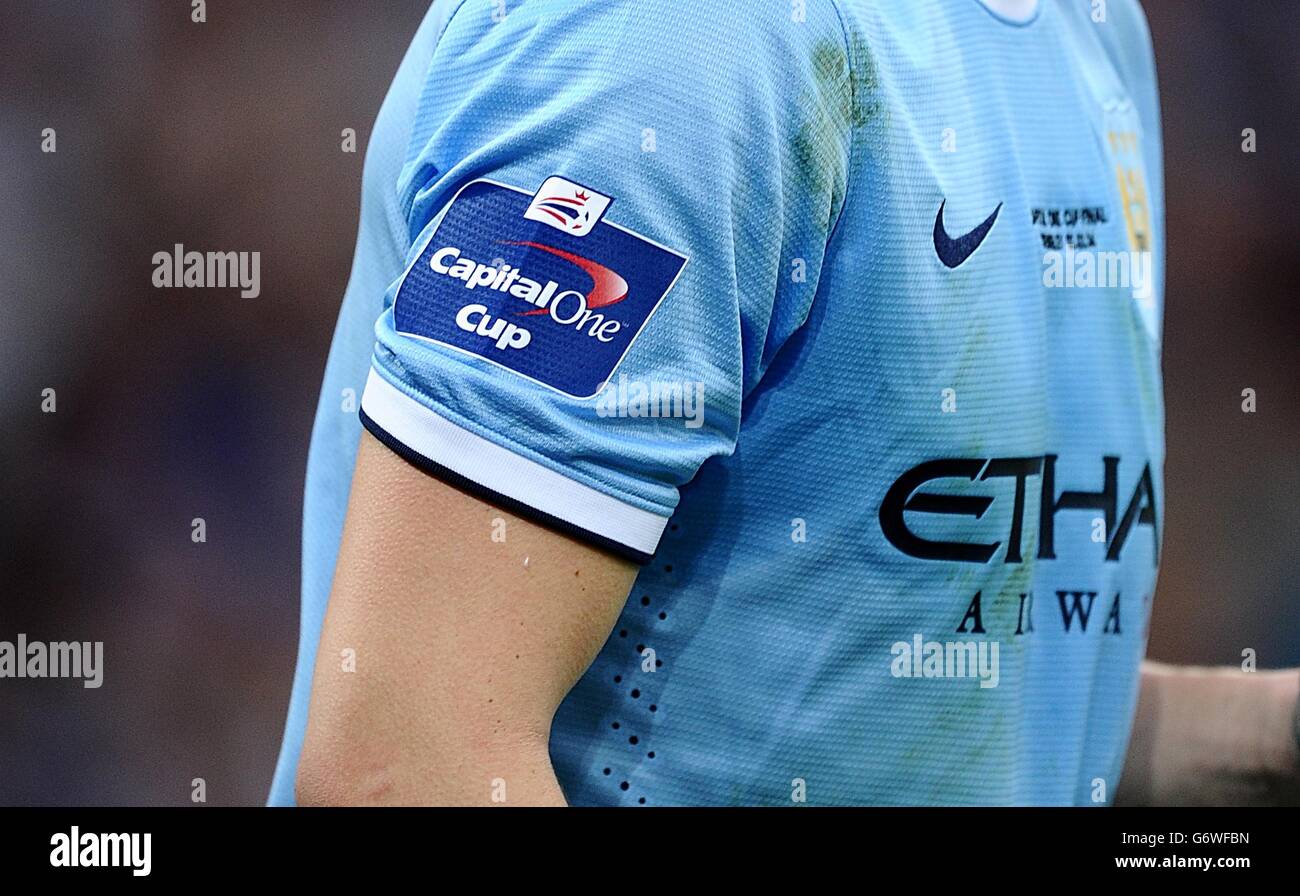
[360,367,668,562]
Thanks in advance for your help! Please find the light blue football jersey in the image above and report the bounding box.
[270,0,1164,806]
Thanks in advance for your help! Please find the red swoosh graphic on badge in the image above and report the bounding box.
[501,240,629,313]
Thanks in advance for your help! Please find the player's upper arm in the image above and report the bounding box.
[296,0,854,805]
[297,431,639,805]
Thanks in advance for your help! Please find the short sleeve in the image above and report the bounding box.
[360,0,854,562]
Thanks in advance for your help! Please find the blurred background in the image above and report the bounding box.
[0,1,1296,805]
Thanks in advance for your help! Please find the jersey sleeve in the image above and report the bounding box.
[359,0,854,563]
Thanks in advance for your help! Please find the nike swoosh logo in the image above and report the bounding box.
[933,199,1003,268]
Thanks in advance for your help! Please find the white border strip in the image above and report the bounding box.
[361,368,669,556]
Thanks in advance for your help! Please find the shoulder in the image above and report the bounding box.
[436,0,855,92]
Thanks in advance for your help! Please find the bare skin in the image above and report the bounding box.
[1117,662,1300,805]
[296,431,636,806]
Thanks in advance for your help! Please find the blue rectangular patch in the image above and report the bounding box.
[393,177,689,399]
